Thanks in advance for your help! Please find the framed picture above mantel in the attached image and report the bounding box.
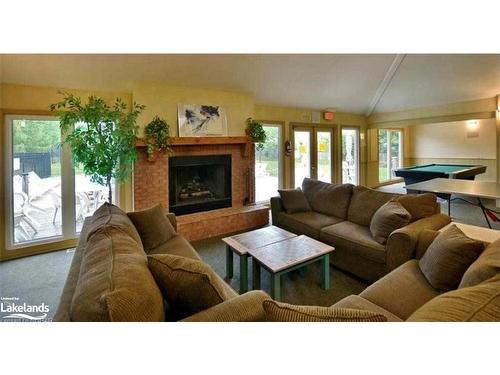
[178,104,228,137]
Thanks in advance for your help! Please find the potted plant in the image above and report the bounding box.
[144,116,172,161]
[246,117,267,150]
[50,92,145,203]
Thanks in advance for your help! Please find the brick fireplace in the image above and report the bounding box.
[134,137,269,240]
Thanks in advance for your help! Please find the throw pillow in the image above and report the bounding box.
[407,274,500,322]
[278,188,312,214]
[127,204,176,252]
[263,300,387,322]
[395,193,437,221]
[369,201,412,245]
[419,224,484,292]
[459,238,500,288]
[147,254,230,320]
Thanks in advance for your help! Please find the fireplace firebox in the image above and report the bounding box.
[169,155,232,215]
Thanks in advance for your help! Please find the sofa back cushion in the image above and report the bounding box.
[347,185,398,227]
[70,226,165,322]
[86,202,142,246]
[369,201,412,245]
[419,225,484,292]
[395,193,438,222]
[407,274,500,322]
[301,178,353,219]
[459,238,500,288]
[278,188,311,214]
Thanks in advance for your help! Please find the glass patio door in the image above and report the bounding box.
[293,126,334,188]
[5,115,116,250]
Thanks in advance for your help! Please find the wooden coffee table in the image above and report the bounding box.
[222,226,296,293]
[249,235,334,301]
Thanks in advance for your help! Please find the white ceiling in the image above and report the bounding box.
[1,54,500,114]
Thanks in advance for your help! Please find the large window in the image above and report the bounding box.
[5,116,116,248]
[341,128,359,184]
[255,123,283,203]
[378,129,403,182]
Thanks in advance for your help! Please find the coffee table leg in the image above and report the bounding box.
[225,245,233,279]
[252,259,261,289]
[239,254,248,293]
[322,254,330,290]
[271,273,281,301]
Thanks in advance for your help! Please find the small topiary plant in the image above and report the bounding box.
[246,117,267,151]
[144,116,172,160]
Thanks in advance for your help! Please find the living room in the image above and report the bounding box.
[1,1,499,374]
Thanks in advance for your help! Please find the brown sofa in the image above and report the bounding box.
[271,178,451,282]
[54,204,269,322]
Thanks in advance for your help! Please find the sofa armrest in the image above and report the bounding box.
[163,210,177,231]
[385,213,451,271]
[180,290,271,322]
[270,196,285,225]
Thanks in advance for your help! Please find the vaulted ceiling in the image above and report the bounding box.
[1,54,499,114]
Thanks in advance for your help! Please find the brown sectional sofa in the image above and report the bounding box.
[56,200,500,322]
[271,178,451,282]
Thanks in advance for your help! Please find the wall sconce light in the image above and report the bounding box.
[466,120,479,138]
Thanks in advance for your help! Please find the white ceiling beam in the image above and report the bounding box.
[365,54,406,116]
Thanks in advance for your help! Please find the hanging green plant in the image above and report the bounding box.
[246,117,267,151]
[144,116,172,160]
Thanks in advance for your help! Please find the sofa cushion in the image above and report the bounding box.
[419,224,484,292]
[459,238,500,289]
[359,260,440,320]
[395,193,438,222]
[70,226,165,322]
[407,274,500,322]
[278,188,311,214]
[332,295,403,322]
[262,300,387,322]
[370,201,411,245]
[148,236,238,299]
[320,221,386,264]
[347,185,398,227]
[278,211,343,239]
[147,254,231,320]
[86,202,142,246]
[127,204,176,252]
[301,178,353,219]
[148,234,202,260]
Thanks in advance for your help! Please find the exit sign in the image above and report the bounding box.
[323,111,335,121]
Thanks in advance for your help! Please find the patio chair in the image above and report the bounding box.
[13,191,38,240]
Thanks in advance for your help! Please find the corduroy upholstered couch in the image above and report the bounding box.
[271,178,451,282]
[55,202,500,322]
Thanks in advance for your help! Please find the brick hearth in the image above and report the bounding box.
[134,137,269,240]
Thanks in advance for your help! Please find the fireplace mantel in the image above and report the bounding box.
[136,136,252,156]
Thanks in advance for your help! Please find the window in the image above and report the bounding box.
[255,123,283,203]
[378,129,403,182]
[5,116,117,249]
[342,128,359,184]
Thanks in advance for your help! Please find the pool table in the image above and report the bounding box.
[395,164,487,194]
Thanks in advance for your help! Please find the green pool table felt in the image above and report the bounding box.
[408,165,471,173]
